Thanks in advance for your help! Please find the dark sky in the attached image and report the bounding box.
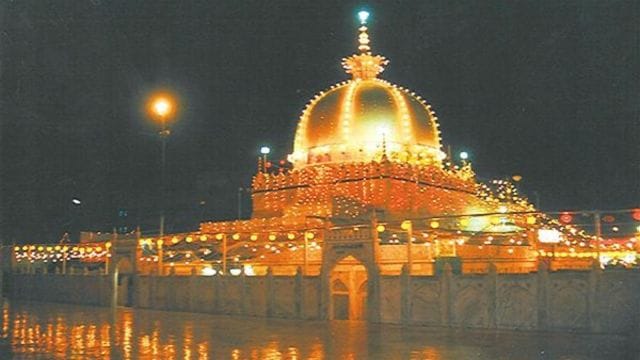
[1,1,638,243]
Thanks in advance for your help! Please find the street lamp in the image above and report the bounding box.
[459,151,469,161]
[260,146,271,172]
[147,93,177,237]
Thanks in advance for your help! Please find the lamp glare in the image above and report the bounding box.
[358,10,370,24]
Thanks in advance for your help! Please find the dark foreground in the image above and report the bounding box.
[0,300,635,359]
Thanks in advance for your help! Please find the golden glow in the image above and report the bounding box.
[153,98,171,116]
[376,225,386,233]
[538,229,562,244]
[429,221,440,229]
[146,92,177,122]
[401,220,412,230]
[232,233,240,240]
[291,79,443,167]
[215,233,224,240]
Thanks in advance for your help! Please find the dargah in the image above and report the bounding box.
[8,12,640,333]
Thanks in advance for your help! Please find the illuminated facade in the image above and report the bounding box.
[11,12,639,321]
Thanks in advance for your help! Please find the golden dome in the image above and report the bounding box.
[288,18,444,167]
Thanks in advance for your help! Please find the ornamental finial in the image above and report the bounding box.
[357,11,371,53]
[342,10,389,80]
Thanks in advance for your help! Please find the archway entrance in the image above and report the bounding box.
[329,256,368,320]
[115,257,134,307]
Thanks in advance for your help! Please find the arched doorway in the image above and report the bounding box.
[329,255,368,320]
[115,257,134,307]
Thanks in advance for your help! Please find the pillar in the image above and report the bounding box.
[487,263,498,328]
[222,235,228,275]
[157,240,164,276]
[189,267,197,312]
[405,221,413,275]
[366,265,381,323]
[295,266,303,318]
[266,267,274,317]
[536,261,549,330]
[400,264,411,324]
[440,263,452,326]
[588,260,601,332]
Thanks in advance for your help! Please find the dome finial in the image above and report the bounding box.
[341,10,389,80]
[357,10,371,53]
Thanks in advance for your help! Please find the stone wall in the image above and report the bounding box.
[130,269,318,319]
[394,265,640,334]
[9,266,640,335]
[11,273,112,306]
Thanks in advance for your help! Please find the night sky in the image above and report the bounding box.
[1,1,638,243]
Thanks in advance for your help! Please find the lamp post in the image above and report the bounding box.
[260,146,271,172]
[148,94,176,237]
[68,197,82,242]
[401,220,413,275]
[459,151,469,162]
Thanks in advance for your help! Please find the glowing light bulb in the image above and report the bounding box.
[401,220,412,230]
[358,10,370,24]
[153,98,171,117]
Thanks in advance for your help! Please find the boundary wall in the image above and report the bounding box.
[9,266,640,335]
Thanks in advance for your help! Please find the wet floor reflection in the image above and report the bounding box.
[0,300,635,359]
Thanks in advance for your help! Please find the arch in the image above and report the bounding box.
[320,226,381,322]
[114,256,135,307]
[324,252,378,280]
[328,255,372,320]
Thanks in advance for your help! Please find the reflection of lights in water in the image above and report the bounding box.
[3,301,627,359]
[183,323,193,360]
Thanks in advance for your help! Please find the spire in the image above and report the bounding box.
[342,10,389,80]
[357,11,371,53]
